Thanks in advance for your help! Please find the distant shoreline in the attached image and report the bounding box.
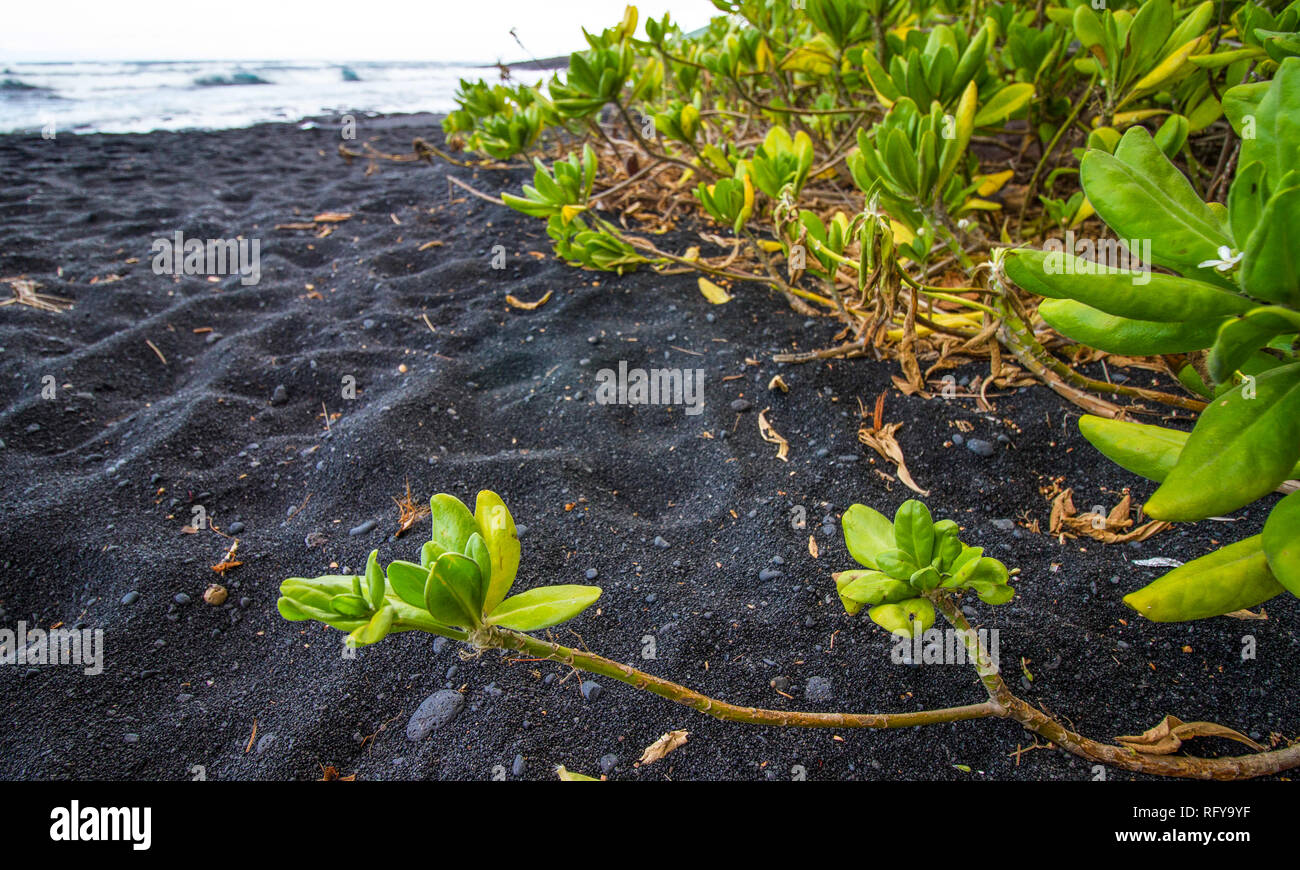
[484,55,569,71]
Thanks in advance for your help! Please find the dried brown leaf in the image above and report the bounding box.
[1117,715,1265,755]
[859,421,929,496]
[639,729,689,765]
[758,408,790,462]
[505,290,553,311]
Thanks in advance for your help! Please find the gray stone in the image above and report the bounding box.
[270,384,289,406]
[406,690,465,741]
[349,519,378,536]
[966,439,996,458]
[580,680,603,701]
[599,753,618,775]
[121,591,140,606]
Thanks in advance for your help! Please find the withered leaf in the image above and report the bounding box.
[1116,715,1265,755]
[639,729,689,765]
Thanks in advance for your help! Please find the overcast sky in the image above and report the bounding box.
[1,0,717,63]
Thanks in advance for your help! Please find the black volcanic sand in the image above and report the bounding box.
[0,114,1294,782]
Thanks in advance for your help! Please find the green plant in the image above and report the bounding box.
[278,491,601,647]
[1062,0,1218,128]
[1001,58,1300,622]
[275,490,1300,780]
[835,499,1015,635]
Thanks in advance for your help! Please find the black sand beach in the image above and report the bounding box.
[0,115,1294,781]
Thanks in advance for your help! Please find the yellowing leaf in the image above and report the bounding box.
[697,277,733,304]
[1122,37,1206,106]
[555,765,600,781]
[974,170,1015,197]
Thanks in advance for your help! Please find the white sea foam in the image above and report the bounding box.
[0,59,546,134]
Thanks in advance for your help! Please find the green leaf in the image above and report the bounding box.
[1208,306,1300,384]
[430,493,480,554]
[1079,127,1231,271]
[910,565,942,592]
[465,532,493,590]
[1241,186,1300,307]
[420,540,445,570]
[348,606,395,647]
[277,596,310,621]
[932,520,962,570]
[1078,415,1188,483]
[836,569,913,608]
[868,597,936,637]
[364,549,385,611]
[1228,57,1300,190]
[893,500,935,566]
[842,504,894,569]
[1227,160,1266,243]
[1006,248,1251,322]
[387,560,432,610]
[972,83,1034,128]
[1037,298,1223,354]
[423,553,483,627]
[1263,491,1300,596]
[1124,535,1284,621]
[875,548,919,580]
[475,490,521,613]
[329,593,371,618]
[975,584,1015,605]
[1147,362,1300,520]
[486,585,602,631]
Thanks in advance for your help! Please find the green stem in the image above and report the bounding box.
[495,626,999,728]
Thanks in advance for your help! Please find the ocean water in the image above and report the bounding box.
[0,60,547,135]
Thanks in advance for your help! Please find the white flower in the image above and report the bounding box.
[1197,245,1243,272]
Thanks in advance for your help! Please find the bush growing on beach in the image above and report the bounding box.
[1001,59,1300,621]
[400,0,1300,622]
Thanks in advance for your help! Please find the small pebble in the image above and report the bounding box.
[804,676,833,702]
[120,591,140,606]
[580,680,603,701]
[270,385,289,406]
[349,519,378,536]
[966,439,995,458]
